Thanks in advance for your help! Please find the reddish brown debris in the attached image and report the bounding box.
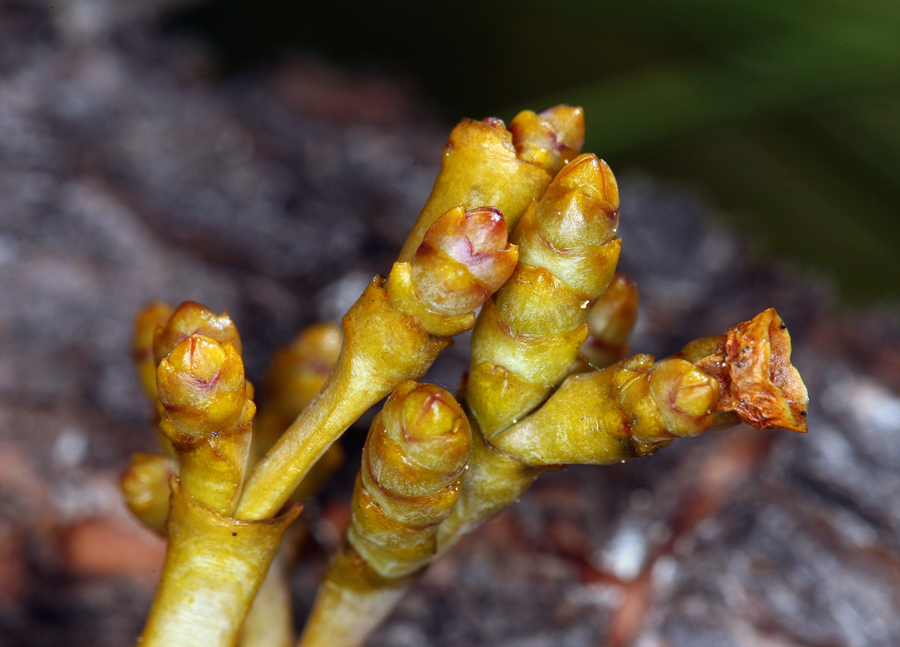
[695,308,808,433]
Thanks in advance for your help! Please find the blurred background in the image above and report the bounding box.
[165,0,900,304]
[3,1,900,646]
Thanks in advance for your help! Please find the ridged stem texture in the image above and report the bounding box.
[397,105,584,263]
[467,153,621,440]
[298,381,471,647]
[437,310,807,553]
[236,206,515,521]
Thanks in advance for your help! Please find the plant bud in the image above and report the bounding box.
[133,301,174,413]
[587,275,638,343]
[509,105,585,173]
[649,359,719,438]
[120,453,176,533]
[411,206,518,315]
[582,274,639,368]
[695,308,808,433]
[365,381,471,498]
[262,323,342,422]
[512,154,621,300]
[156,335,252,438]
[152,301,241,366]
[536,153,619,248]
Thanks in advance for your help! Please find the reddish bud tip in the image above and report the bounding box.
[156,334,251,436]
[509,105,585,173]
[412,206,518,315]
[152,301,241,366]
[381,381,471,476]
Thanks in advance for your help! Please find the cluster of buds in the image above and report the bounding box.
[122,104,809,647]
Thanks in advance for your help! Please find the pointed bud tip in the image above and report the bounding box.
[509,106,586,172]
[399,383,465,442]
[555,154,619,208]
[539,104,585,153]
[153,301,241,365]
[412,206,517,315]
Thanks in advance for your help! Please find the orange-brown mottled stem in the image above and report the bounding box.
[120,453,177,534]
[157,334,255,517]
[580,274,639,370]
[298,382,471,647]
[467,153,621,440]
[397,105,584,262]
[236,208,516,521]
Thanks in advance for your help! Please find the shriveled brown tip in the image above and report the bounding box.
[156,334,251,436]
[152,301,241,366]
[695,309,809,433]
[412,206,518,315]
[509,105,585,173]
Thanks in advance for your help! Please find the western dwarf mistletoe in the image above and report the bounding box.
[122,105,808,647]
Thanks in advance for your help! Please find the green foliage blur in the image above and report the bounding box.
[169,0,900,303]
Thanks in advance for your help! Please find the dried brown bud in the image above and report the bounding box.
[695,308,808,433]
[411,206,518,315]
[152,301,241,366]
